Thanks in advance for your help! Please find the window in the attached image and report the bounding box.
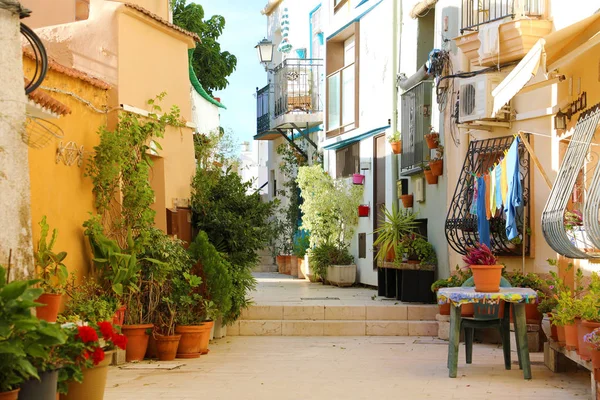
[334,0,348,12]
[327,34,357,135]
[400,81,433,171]
[336,142,360,178]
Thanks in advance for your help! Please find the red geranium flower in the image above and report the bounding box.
[112,333,128,350]
[91,347,105,365]
[98,321,114,340]
[76,326,99,344]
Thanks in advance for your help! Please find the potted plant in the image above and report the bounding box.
[0,266,67,400]
[34,216,69,322]
[388,131,402,154]
[59,277,118,325]
[172,268,204,359]
[422,163,438,185]
[424,127,439,149]
[504,271,546,323]
[552,288,583,351]
[400,194,414,208]
[58,321,127,400]
[372,205,419,265]
[429,145,444,177]
[575,273,600,360]
[462,243,503,292]
[431,265,473,315]
[584,328,600,369]
[308,242,356,286]
[197,300,218,355]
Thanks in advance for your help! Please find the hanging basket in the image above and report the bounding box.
[390,141,402,154]
[352,173,365,185]
[22,115,64,149]
[358,205,370,217]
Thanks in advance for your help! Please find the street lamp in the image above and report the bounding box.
[255,38,274,70]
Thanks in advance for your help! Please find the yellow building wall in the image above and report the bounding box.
[20,0,76,28]
[116,0,170,21]
[24,57,109,282]
[117,12,192,121]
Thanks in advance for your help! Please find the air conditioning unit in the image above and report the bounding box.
[458,73,507,122]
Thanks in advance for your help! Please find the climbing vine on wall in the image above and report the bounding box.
[85,93,184,248]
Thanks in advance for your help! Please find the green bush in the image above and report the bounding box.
[308,243,354,280]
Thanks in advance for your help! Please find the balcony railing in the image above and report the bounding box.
[256,83,270,135]
[273,58,323,119]
[461,0,545,33]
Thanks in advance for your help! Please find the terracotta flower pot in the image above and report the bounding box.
[425,133,439,149]
[175,325,205,358]
[557,325,566,346]
[429,159,443,177]
[424,169,438,185]
[289,255,299,277]
[282,255,291,275]
[276,255,285,273]
[0,389,19,400]
[564,322,579,351]
[461,303,475,317]
[297,258,306,279]
[61,351,114,400]
[400,194,413,208]
[121,324,153,362]
[578,319,600,360]
[509,302,542,323]
[112,305,126,326]
[145,334,157,359]
[469,264,503,292]
[439,303,450,315]
[155,334,181,361]
[385,247,395,262]
[198,321,214,355]
[591,349,600,369]
[35,293,62,323]
[390,141,402,154]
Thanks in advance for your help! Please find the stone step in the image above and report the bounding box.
[252,264,278,273]
[240,304,438,322]
[227,319,438,337]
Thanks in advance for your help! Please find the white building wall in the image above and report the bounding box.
[191,89,220,135]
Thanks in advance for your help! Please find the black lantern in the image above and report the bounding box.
[554,109,567,130]
[255,38,274,69]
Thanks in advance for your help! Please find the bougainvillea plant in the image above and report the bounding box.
[57,321,127,394]
[462,243,498,266]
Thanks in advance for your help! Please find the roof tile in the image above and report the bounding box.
[122,3,201,43]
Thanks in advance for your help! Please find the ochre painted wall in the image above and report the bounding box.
[24,57,109,282]
[115,0,170,21]
[117,12,192,121]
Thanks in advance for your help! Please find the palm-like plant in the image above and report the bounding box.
[372,205,419,265]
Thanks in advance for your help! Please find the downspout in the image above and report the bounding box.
[391,0,401,208]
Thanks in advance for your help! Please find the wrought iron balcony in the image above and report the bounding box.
[461,0,545,33]
[273,58,323,119]
[256,83,270,135]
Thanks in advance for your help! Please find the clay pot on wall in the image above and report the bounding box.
[469,265,503,292]
[425,133,439,149]
[400,194,413,208]
[429,159,443,177]
[424,169,438,185]
[390,141,402,154]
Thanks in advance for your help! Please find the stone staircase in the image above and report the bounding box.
[227,303,439,336]
[252,250,278,273]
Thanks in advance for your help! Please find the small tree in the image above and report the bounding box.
[296,165,363,249]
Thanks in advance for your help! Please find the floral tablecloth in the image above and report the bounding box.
[437,287,538,306]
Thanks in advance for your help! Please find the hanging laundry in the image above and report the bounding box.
[484,173,492,220]
[500,157,508,206]
[490,165,497,215]
[470,176,478,215]
[505,136,522,240]
[476,176,491,247]
[495,163,503,211]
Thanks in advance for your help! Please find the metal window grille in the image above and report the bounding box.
[256,84,270,134]
[400,81,433,171]
[461,0,545,33]
[445,134,531,256]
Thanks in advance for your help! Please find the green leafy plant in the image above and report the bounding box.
[34,216,68,294]
[552,291,583,326]
[293,231,311,258]
[431,265,473,292]
[308,242,353,281]
[388,131,401,143]
[410,237,437,265]
[297,165,363,250]
[171,270,203,326]
[59,276,117,324]
[0,266,67,393]
[372,205,419,265]
[564,210,583,232]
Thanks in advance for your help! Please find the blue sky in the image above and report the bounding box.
[194,0,268,147]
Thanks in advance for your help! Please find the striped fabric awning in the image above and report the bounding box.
[278,7,292,54]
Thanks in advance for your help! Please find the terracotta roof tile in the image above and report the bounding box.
[122,3,201,43]
[23,48,111,90]
[24,78,71,116]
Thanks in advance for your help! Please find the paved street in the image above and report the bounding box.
[105,336,590,400]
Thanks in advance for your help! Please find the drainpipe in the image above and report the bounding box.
[391,0,401,209]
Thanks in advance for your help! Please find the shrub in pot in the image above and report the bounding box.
[59,278,117,325]
[0,267,67,400]
[422,164,438,185]
[172,269,204,359]
[372,205,418,266]
[575,273,600,359]
[553,291,583,351]
[396,235,437,266]
[584,328,600,369]
[388,131,402,154]
[34,216,69,323]
[57,322,127,400]
[308,242,355,285]
[462,243,503,292]
[429,145,444,177]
